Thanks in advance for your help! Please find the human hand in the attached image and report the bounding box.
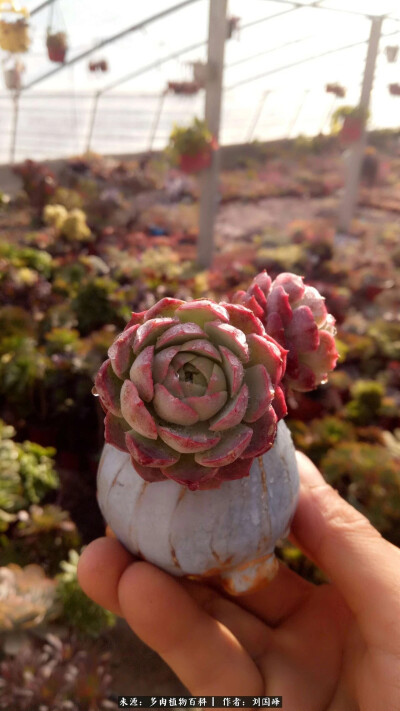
[78,453,400,711]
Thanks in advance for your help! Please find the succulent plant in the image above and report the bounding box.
[233,270,338,392]
[94,297,288,491]
[0,563,59,631]
[56,550,116,637]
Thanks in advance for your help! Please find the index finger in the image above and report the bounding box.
[291,452,400,652]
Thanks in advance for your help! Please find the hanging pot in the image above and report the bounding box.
[340,115,363,145]
[385,46,399,63]
[325,83,346,98]
[168,80,201,96]
[178,137,218,174]
[0,17,29,52]
[46,32,68,63]
[226,16,240,40]
[3,62,23,90]
[389,83,400,96]
[96,421,299,595]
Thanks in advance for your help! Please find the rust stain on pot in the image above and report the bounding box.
[169,542,181,570]
[258,457,268,496]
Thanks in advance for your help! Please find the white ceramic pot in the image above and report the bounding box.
[97,420,299,595]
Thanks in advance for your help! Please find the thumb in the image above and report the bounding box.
[291,452,400,651]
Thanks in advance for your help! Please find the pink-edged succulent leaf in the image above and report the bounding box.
[134,318,178,354]
[124,311,146,330]
[143,297,185,321]
[108,324,138,378]
[300,286,328,327]
[176,299,229,326]
[215,457,252,482]
[206,362,228,394]
[219,346,244,397]
[300,330,338,382]
[247,333,286,386]
[271,385,288,419]
[104,412,130,453]
[162,366,185,398]
[156,322,206,349]
[265,312,286,347]
[132,461,167,483]
[233,291,265,319]
[253,270,272,293]
[183,390,228,421]
[161,455,219,491]
[285,306,320,353]
[94,359,122,416]
[209,383,249,431]
[120,380,158,439]
[195,424,253,467]
[158,422,221,453]
[180,338,222,361]
[243,364,274,423]
[129,345,154,402]
[152,346,181,383]
[205,321,249,362]
[220,302,265,336]
[248,281,268,310]
[125,429,179,468]
[153,383,199,425]
[241,407,278,459]
[273,272,305,304]
[266,285,293,328]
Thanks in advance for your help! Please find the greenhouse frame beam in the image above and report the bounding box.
[22,0,201,91]
[30,0,54,17]
[96,5,303,97]
[262,0,386,20]
[226,27,398,91]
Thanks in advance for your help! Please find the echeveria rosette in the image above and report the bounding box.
[233,271,338,392]
[94,298,287,491]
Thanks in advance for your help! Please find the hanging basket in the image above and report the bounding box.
[385,46,399,63]
[340,115,363,145]
[46,32,68,63]
[168,80,201,96]
[389,83,400,96]
[89,60,108,73]
[0,17,30,52]
[325,83,346,98]
[178,137,218,174]
[226,15,240,40]
[3,62,23,90]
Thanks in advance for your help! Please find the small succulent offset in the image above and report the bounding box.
[94,271,338,492]
[233,270,338,393]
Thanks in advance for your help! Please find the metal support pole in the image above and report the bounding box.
[197,0,228,269]
[338,16,383,232]
[9,91,20,164]
[86,92,100,153]
[247,90,271,142]
[287,89,309,137]
[148,90,167,152]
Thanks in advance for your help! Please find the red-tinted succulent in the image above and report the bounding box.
[233,270,338,392]
[94,298,287,490]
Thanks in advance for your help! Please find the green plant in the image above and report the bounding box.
[321,443,400,545]
[72,277,126,335]
[0,421,58,515]
[331,105,369,134]
[56,551,116,637]
[167,117,213,160]
[345,380,384,425]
